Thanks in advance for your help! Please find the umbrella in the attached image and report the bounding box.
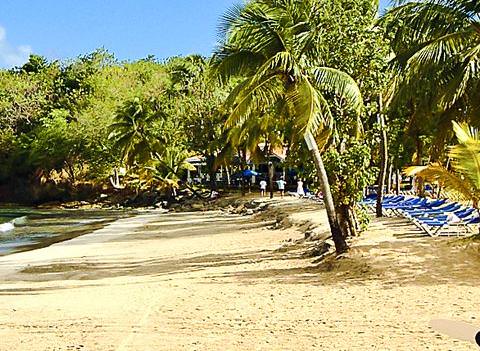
[242,169,260,177]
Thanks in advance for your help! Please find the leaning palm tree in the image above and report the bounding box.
[405,121,480,215]
[382,0,480,112]
[213,0,364,253]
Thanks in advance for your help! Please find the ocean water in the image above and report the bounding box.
[0,207,132,256]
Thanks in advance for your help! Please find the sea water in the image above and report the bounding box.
[0,207,132,256]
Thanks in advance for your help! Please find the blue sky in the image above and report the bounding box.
[0,0,391,68]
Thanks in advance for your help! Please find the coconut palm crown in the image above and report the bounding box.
[213,0,366,253]
[382,0,480,112]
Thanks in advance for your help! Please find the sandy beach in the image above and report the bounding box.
[0,198,479,350]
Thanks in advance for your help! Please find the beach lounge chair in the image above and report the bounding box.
[413,207,478,236]
[402,202,461,219]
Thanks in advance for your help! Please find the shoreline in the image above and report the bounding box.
[0,198,478,350]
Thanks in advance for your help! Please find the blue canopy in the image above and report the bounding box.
[242,169,260,177]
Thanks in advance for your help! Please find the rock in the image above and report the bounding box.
[245,209,254,215]
[244,201,258,209]
[304,241,331,258]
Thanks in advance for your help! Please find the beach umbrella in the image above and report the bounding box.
[242,169,260,177]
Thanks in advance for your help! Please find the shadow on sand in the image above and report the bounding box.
[1,216,479,295]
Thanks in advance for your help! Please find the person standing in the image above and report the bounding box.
[276,177,286,198]
[259,179,267,197]
[297,179,305,197]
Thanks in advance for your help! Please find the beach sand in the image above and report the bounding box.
[0,198,479,350]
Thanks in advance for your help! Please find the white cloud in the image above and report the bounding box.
[0,25,32,68]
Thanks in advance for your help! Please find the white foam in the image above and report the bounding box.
[0,222,14,232]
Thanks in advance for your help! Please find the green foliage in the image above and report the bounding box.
[323,141,377,205]
[356,205,371,232]
[0,0,393,209]
[143,147,196,190]
[381,0,480,165]
[214,0,367,142]
[405,121,480,207]
[0,49,194,195]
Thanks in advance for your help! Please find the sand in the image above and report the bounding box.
[0,198,479,350]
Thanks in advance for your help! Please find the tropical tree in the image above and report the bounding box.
[214,0,365,253]
[405,121,480,216]
[165,56,230,191]
[108,97,164,168]
[140,147,196,199]
[381,0,480,182]
[382,0,480,111]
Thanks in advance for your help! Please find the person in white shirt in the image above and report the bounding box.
[259,179,267,197]
[276,177,286,198]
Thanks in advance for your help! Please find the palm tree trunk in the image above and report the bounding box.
[206,155,217,192]
[226,167,231,189]
[376,96,388,217]
[415,135,425,197]
[305,133,348,254]
[386,162,393,194]
[240,149,247,197]
[395,169,401,195]
[268,161,274,199]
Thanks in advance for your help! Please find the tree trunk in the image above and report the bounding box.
[395,169,401,195]
[304,133,348,254]
[240,149,247,197]
[351,206,360,234]
[268,161,274,199]
[386,162,393,194]
[226,167,231,189]
[206,155,217,192]
[336,204,357,238]
[415,135,424,197]
[376,95,388,217]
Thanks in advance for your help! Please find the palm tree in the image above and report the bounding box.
[108,97,163,168]
[214,0,364,253]
[382,0,480,114]
[143,148,196,198]
[405,121,480,215]
[380,0,480,199]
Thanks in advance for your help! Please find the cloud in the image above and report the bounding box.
[0,25,32,68]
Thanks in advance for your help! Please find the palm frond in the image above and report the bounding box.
[311,67,363,115]
[286,75,332,136]
[404,163,475,201]
[212,49,265,82]
[225,75,283,128]
[449,121,480,189]
[406,30,473,70]
[438,43,480,107]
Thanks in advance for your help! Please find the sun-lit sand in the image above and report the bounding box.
[0,198,479,350]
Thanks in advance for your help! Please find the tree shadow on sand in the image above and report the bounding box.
[1,217,479,294]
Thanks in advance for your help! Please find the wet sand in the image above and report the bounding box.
[0,198,479,350]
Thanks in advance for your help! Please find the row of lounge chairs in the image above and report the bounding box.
[361,194,479,236]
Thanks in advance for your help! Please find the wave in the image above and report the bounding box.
[0,215,28,232]
[0,222,15,232]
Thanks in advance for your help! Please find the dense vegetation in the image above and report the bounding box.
[0,0,478,253]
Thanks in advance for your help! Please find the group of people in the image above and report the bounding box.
[259,178,305,198]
